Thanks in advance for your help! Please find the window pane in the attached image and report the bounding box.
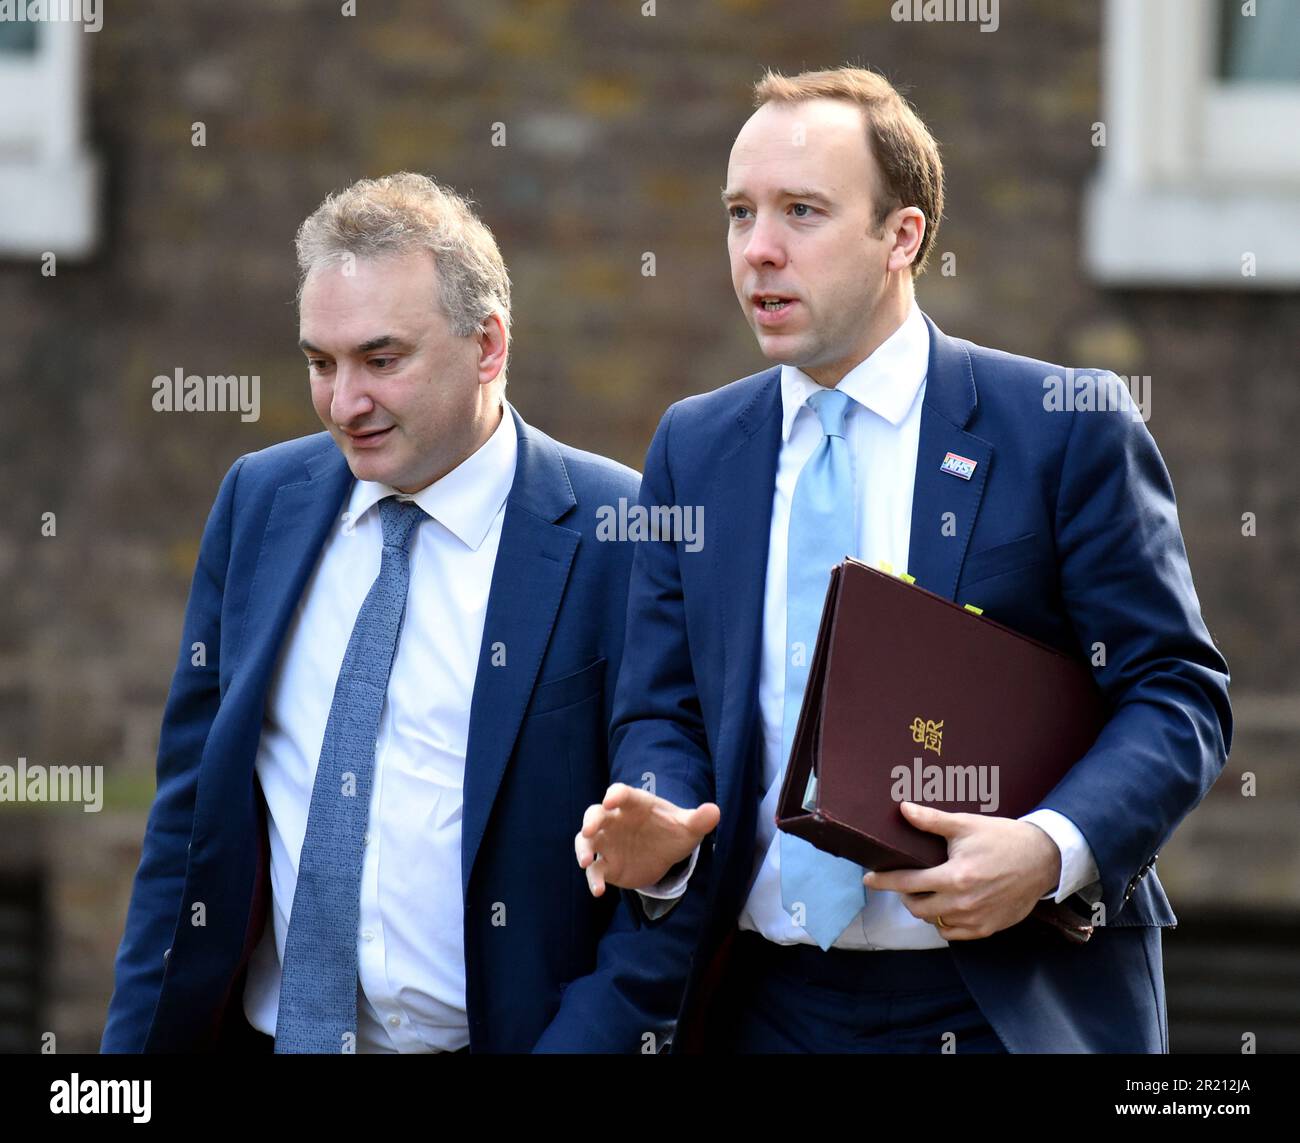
[1219,0,1300,82]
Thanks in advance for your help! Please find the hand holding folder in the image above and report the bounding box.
[776,557,1106,944]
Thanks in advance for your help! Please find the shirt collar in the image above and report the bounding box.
[346,400,518,551]
[779,300,929,442]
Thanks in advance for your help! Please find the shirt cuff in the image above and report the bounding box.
[634,844,701,920]
[1020,809,1101,903]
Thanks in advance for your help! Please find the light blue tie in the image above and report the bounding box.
[275,495,427,1053]
[779,387,868,950]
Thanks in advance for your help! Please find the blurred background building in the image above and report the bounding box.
[1,0,1296,1052]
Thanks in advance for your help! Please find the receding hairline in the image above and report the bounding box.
[293,171,514,339]
[741,66,945,273]
[725,99,889,212]
[296,245,439,288]
[750,92,873,119]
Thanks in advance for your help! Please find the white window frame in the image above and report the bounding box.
[0,17,99,259]
[1084,0,1300,287]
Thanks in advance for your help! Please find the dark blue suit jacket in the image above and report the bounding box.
[102,405,680,1053]
[609,312,1233,1053]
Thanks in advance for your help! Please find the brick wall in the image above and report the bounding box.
[0,0,1294,1050]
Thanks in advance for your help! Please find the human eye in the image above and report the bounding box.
[790,202,816,218]
[369,356,397,369]
[306,357,332,374]
[728,204,752,221]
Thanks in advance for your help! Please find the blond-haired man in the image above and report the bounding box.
[578,68,1231,1052]
[103,173,676,1053]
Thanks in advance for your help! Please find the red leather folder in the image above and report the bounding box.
[775,557,1106,943]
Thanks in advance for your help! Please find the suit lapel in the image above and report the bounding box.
[907,313,994,601]
[232,441,353,701]
[712,372,782,819]
[461,406,580,896]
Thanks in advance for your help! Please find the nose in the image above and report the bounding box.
[330,362,376,426]
[743,212,787,271]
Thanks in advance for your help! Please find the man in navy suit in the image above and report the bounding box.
[102,172,678,1053]
[576,66,1232,1052]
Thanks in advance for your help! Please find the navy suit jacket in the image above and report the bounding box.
[609,312,1233,1053]
[102,405,681,1053]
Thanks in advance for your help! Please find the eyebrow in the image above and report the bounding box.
[720,186,834,206]
[298,334,414,355]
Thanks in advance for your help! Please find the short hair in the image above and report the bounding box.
[753,66,945,276]
[295,172,512,343]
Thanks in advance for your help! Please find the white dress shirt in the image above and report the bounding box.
[243,404,517,1051]
[643,302,1100,947]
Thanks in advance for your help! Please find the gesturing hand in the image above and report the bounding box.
[574,783,721,897]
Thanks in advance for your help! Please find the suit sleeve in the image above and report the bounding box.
[100,456,246,1052]
[607,405,716,817]
[1035,382,1231,920]
[533,409,716,1051]
[532,863,712,1053]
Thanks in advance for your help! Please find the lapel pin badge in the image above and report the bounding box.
[940,452,977,481]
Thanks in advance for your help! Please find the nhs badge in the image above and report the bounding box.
[940,452,977,481]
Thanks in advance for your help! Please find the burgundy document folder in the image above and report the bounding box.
[775,557,1106,943]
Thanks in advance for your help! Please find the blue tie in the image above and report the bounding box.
[779,388,868,950]
[275,495,427,1053]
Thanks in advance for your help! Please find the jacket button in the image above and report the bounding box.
[163,947,171,963]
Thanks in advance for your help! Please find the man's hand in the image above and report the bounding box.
[574,783,721,897]
[863,801,1062,940]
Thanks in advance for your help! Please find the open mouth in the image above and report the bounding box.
[752,294,798,324]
